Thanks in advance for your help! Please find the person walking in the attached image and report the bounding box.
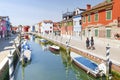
[86,37,90,49]
[90,36,95,50]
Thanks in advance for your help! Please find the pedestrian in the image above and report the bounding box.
[90,36,95,50]
[86,37,90,49]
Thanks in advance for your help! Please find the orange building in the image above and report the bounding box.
[53,22,61,35]
[61,12,73,36]
[81,0,120,39]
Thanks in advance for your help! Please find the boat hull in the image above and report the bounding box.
[49,45,60,52]
[70,52,100,77]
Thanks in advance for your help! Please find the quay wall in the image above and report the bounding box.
[36,34,120,73]
[0,43,20,80]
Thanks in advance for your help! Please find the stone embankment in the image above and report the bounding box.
[34,33,120,73]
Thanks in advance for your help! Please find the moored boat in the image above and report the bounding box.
[70,52,105,77]
[49,45,60,52]
[39,39,48,43]
[20,41,32,65]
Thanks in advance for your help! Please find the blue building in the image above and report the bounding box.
[73,8,86,38]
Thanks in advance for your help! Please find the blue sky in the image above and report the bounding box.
[0,0,104,26]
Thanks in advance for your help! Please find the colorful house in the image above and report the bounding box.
[61,11,73,36]
[73,8,86,37]
[0,16,11,38]
[23,25,30,32]
[81,0,120,39]
[39,20,53,35]
[53,22,61,36]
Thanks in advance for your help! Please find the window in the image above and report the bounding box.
[88,15,91,22]
[94,13,99,22]
[106,10,112,20]
[79,20,82,25]
[73,21,76,26]
[106,28,111,38]
[106,0,111,2]
[83,16,86,23]
[95,28,98,37]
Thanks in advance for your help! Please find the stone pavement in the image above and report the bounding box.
[0,34,18,70]
[41,34,120,66]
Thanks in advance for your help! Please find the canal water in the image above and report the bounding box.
[15,36,104,80]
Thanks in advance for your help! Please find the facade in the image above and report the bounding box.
[34,23,39,33]
[23,26,30,32]
[73,8,86,37]
[39,20,53,35]
[0,16,11,38]
[81,0,120,39]
[61,12,73,36]
[53,22,61,36]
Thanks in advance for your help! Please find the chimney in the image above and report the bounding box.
[87,4,91,10]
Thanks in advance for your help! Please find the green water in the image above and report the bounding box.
[15,38,104,80]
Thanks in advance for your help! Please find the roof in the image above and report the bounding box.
[43,20,53,23]
[81,0,113,15]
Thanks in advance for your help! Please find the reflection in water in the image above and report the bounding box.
[30,35,35,42]
[60,49,102,80]
[16,35,105,80]
[22,66,25,80]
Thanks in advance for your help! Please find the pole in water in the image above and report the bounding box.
[8,50,14,80]
[106,44,111,79]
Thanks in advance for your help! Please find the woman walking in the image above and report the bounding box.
[86,37,90,49]
[90,36,94,50]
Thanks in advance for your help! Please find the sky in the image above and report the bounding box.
[0,0,104,26]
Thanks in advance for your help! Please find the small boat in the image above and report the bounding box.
[49,45,60,52]
[20,50,31,64]
[39,39,48,43]
[70,52,102,77]
[20,41,32,64]
[23,50,31,61]
[21,41,31,52]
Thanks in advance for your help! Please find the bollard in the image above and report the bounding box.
[106,44,111,79]
[8,50,14,80]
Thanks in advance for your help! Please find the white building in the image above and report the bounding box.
[34,24,39,33]
[73,8,86,37]
[40,20,53,35]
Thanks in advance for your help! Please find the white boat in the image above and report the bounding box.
[70,52,101,77]
[49,45,60,52]
[23,50,31,61]
[20,41,32,64]
[39,39,48,43]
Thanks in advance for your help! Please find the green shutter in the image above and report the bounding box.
[88,15,91,22]
[106,29,111,38]
[95,29,98,37]
[106,10,111,20]
[107,0,111,2]
[95,13,98,21]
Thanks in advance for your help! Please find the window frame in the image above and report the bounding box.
[94,12,99,22]
[106,10,112,20]
[88,14,91,22]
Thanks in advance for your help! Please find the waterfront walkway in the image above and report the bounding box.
[39,33,120,66]
[0,34,18,70]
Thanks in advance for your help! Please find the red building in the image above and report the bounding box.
[81,0,120,39]
[23,26,30,32]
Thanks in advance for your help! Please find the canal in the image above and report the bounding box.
[15,36,103,80]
